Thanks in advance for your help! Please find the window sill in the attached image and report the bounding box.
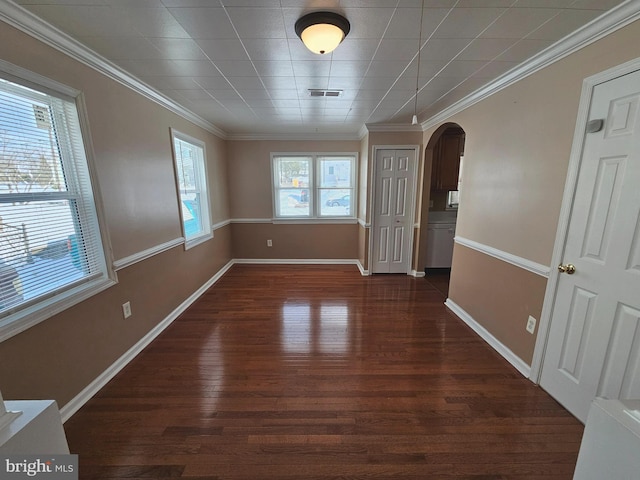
[184,232,213,251]
[0,276,117,344]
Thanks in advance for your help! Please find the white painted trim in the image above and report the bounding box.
[0,0,227,139]
[233,258,361,266]
[112,238,184,271]
[272,218,358,225]
[421,1,640,132]
[212,219,232,231]
[231,218,272,224]
[411,270,426,278]
[357,218,370,228]
[455,236,551,278]
[60,260,235,422]
[445,298,531,378]
[227,132,363,141]
[356,260,369,276]
[530,57,640,383]
[365,124,423,133]
[110,219,232,271]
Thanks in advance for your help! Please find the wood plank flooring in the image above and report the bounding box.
[64,264,584,479]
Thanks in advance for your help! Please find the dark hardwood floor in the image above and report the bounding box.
[64,264,583,479]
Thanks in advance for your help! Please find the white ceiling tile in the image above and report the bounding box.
[473,60,519,78]
[16,0,625,135]
[214,61,258,77]
[117,59,180,77]
[494,38,554,62]
[221,0,282,6]
[567,0,625,9]
[292,61,332,77]
[170,60,222,76]
[376,39,422,62]
[432,7,507,39]
[25,5,139,37]
[235,89,271,100]
[419,38,473,61]
[139,76,200,89]
[480,8,560,39]
[106,0,164,6]
[243,39,292,61]
[252,61,295,77]
[340,8,396,38]
[438,60,487,78]
[327,61,369,78]
[116,7,190,38]
[191,76,232,89]
[226,7,287,38]
[196,39,249,61]
[261,76,298,89]
[329,39,379,62]
[384,7,451,39]
[456,38,520,61]
[227,77,268,90]
[147,38,208,60]
[78,35,161,60]
[168,7,237,39]
[527,9,604,41]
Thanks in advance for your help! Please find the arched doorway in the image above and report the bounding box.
[421,123,465,297]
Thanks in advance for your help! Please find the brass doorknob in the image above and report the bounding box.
[558,263,576,274]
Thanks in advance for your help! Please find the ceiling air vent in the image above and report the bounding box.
[308,89,343,97]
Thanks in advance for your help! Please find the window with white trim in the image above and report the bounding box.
[272,154,356,219]
[0,71,111,340]
[171,130,211,248]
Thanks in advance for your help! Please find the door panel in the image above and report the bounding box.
[371,149,417,274]
[541,69,640,422]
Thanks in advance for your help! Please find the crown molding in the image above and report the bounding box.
[365,123,423,133]
[421,0,640,131]
[226,132,363,142]
[0,0,228,139]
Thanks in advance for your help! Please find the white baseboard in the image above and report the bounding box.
[411,270,425,278]
[444,298,531,378]
[60,260,234,422]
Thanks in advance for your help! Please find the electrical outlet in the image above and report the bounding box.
[122,301,132,319]
[267,239,272,247]
[526,315,536,334]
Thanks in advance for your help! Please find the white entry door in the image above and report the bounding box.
[371,149,417,274]
[540,69,640,422]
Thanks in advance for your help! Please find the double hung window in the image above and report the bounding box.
[272,154,356,219]
[0,70,111,340]
[171,130,211,248]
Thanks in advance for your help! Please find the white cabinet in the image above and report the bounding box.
[573,398,640,479]
[426,222,456,268]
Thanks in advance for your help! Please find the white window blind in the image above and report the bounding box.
[0,75,109,333]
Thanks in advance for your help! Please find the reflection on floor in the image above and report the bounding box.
[423,268,450,298]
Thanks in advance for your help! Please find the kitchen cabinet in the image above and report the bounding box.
[431,129,464,191]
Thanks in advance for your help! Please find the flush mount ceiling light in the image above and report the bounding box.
[295,11,350,55]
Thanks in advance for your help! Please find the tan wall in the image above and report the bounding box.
[0,22,232,405]
[449,245,547,364]
[227,139,361,261]
[231,223,358,259]
[422,19,640,365]
[227,139,360,219]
